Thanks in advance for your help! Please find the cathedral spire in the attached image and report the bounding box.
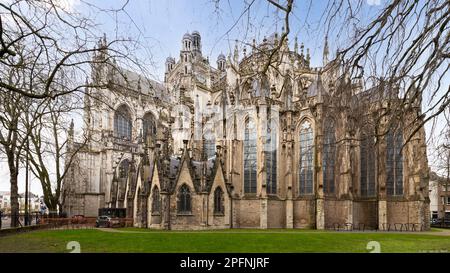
[233,40,239,64]
[323,35,330,66]
[294,36,298,54]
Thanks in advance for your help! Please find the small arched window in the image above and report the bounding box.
[152,186,160,215]
[177,184,191,214]
[386,125,403,196]
[214,187,224,214]
[244,118,257,194]
[114,105,132,140]
[299,121,314,195]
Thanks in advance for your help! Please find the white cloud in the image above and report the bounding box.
[53,0,81,11]
[366,0,381,6]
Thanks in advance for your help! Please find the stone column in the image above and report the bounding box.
[340,131,354,225]
[378,200,387,230]
[377,129,387,230]
[161,192,171,230]
[284,111,294,228]
[257,101,268,229]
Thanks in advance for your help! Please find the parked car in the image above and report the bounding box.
[431,218,450,227]
[95,215,121,228]
[431,218,439,225]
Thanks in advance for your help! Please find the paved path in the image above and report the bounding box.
[96,228,450,236]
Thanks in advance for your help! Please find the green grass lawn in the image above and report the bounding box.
[0,228,449,253]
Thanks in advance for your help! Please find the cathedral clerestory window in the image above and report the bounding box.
[323,119,336,194]
[143,112,157,143]
[265,119,277,194]
[214,187,224,214]
[360,134,376,197]
[114,105,132,140]
[299,121,314,195]
[204,130,216,159]
[244,118,257,194]
[177,184,192,214]
[386,125,403,196]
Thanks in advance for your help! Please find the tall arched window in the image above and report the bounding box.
[177,184,191,213]
[386,126,403,196]
[360,134,376,197]
[143,112,156,142]
[114,105,132,140]
[116,159,130,204]
[214,187,224,214]
[152,186,160,215]
[244,118,257,194]
[299,121,314,195]
[323,119,336,194]
[265,119,277,194]
[204,130,216,159]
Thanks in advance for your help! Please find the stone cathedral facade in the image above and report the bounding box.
[63,31,431,230]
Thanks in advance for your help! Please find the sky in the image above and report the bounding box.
[0,0,447,195]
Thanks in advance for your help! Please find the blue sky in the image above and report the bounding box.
[2,0,446,195]
[76,0,385,80]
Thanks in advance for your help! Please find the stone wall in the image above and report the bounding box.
[293,199,315,228]
[234,199,260,228]
[84,194,102,217]
[267,199,286,228]
[324,200,352,227]
[353,200,378,229]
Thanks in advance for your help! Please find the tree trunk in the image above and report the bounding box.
[45,197,59,217]
[9,165,19,227]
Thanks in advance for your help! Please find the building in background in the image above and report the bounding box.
[0,191,10,213]
[429,172,450,220]
[0,191,42,214]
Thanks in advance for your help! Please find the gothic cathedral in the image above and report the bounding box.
[63,31,430,230]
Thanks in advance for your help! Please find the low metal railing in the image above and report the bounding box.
[325,222,429,232]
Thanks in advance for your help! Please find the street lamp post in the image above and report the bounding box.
[25,139,29,226]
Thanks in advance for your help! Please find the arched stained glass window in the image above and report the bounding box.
[323,119,336,194]
[204,130,216,159]
[114,105,132,140]
[299,121,314,195]
[244,118,257,194]
[386,126,403,196]
[214,187,224,214]
[360,134,376,197]
[177,184,191,213]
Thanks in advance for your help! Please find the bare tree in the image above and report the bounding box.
[0,0,155,224]
[0,69,44,226]
[24,92,88,215]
